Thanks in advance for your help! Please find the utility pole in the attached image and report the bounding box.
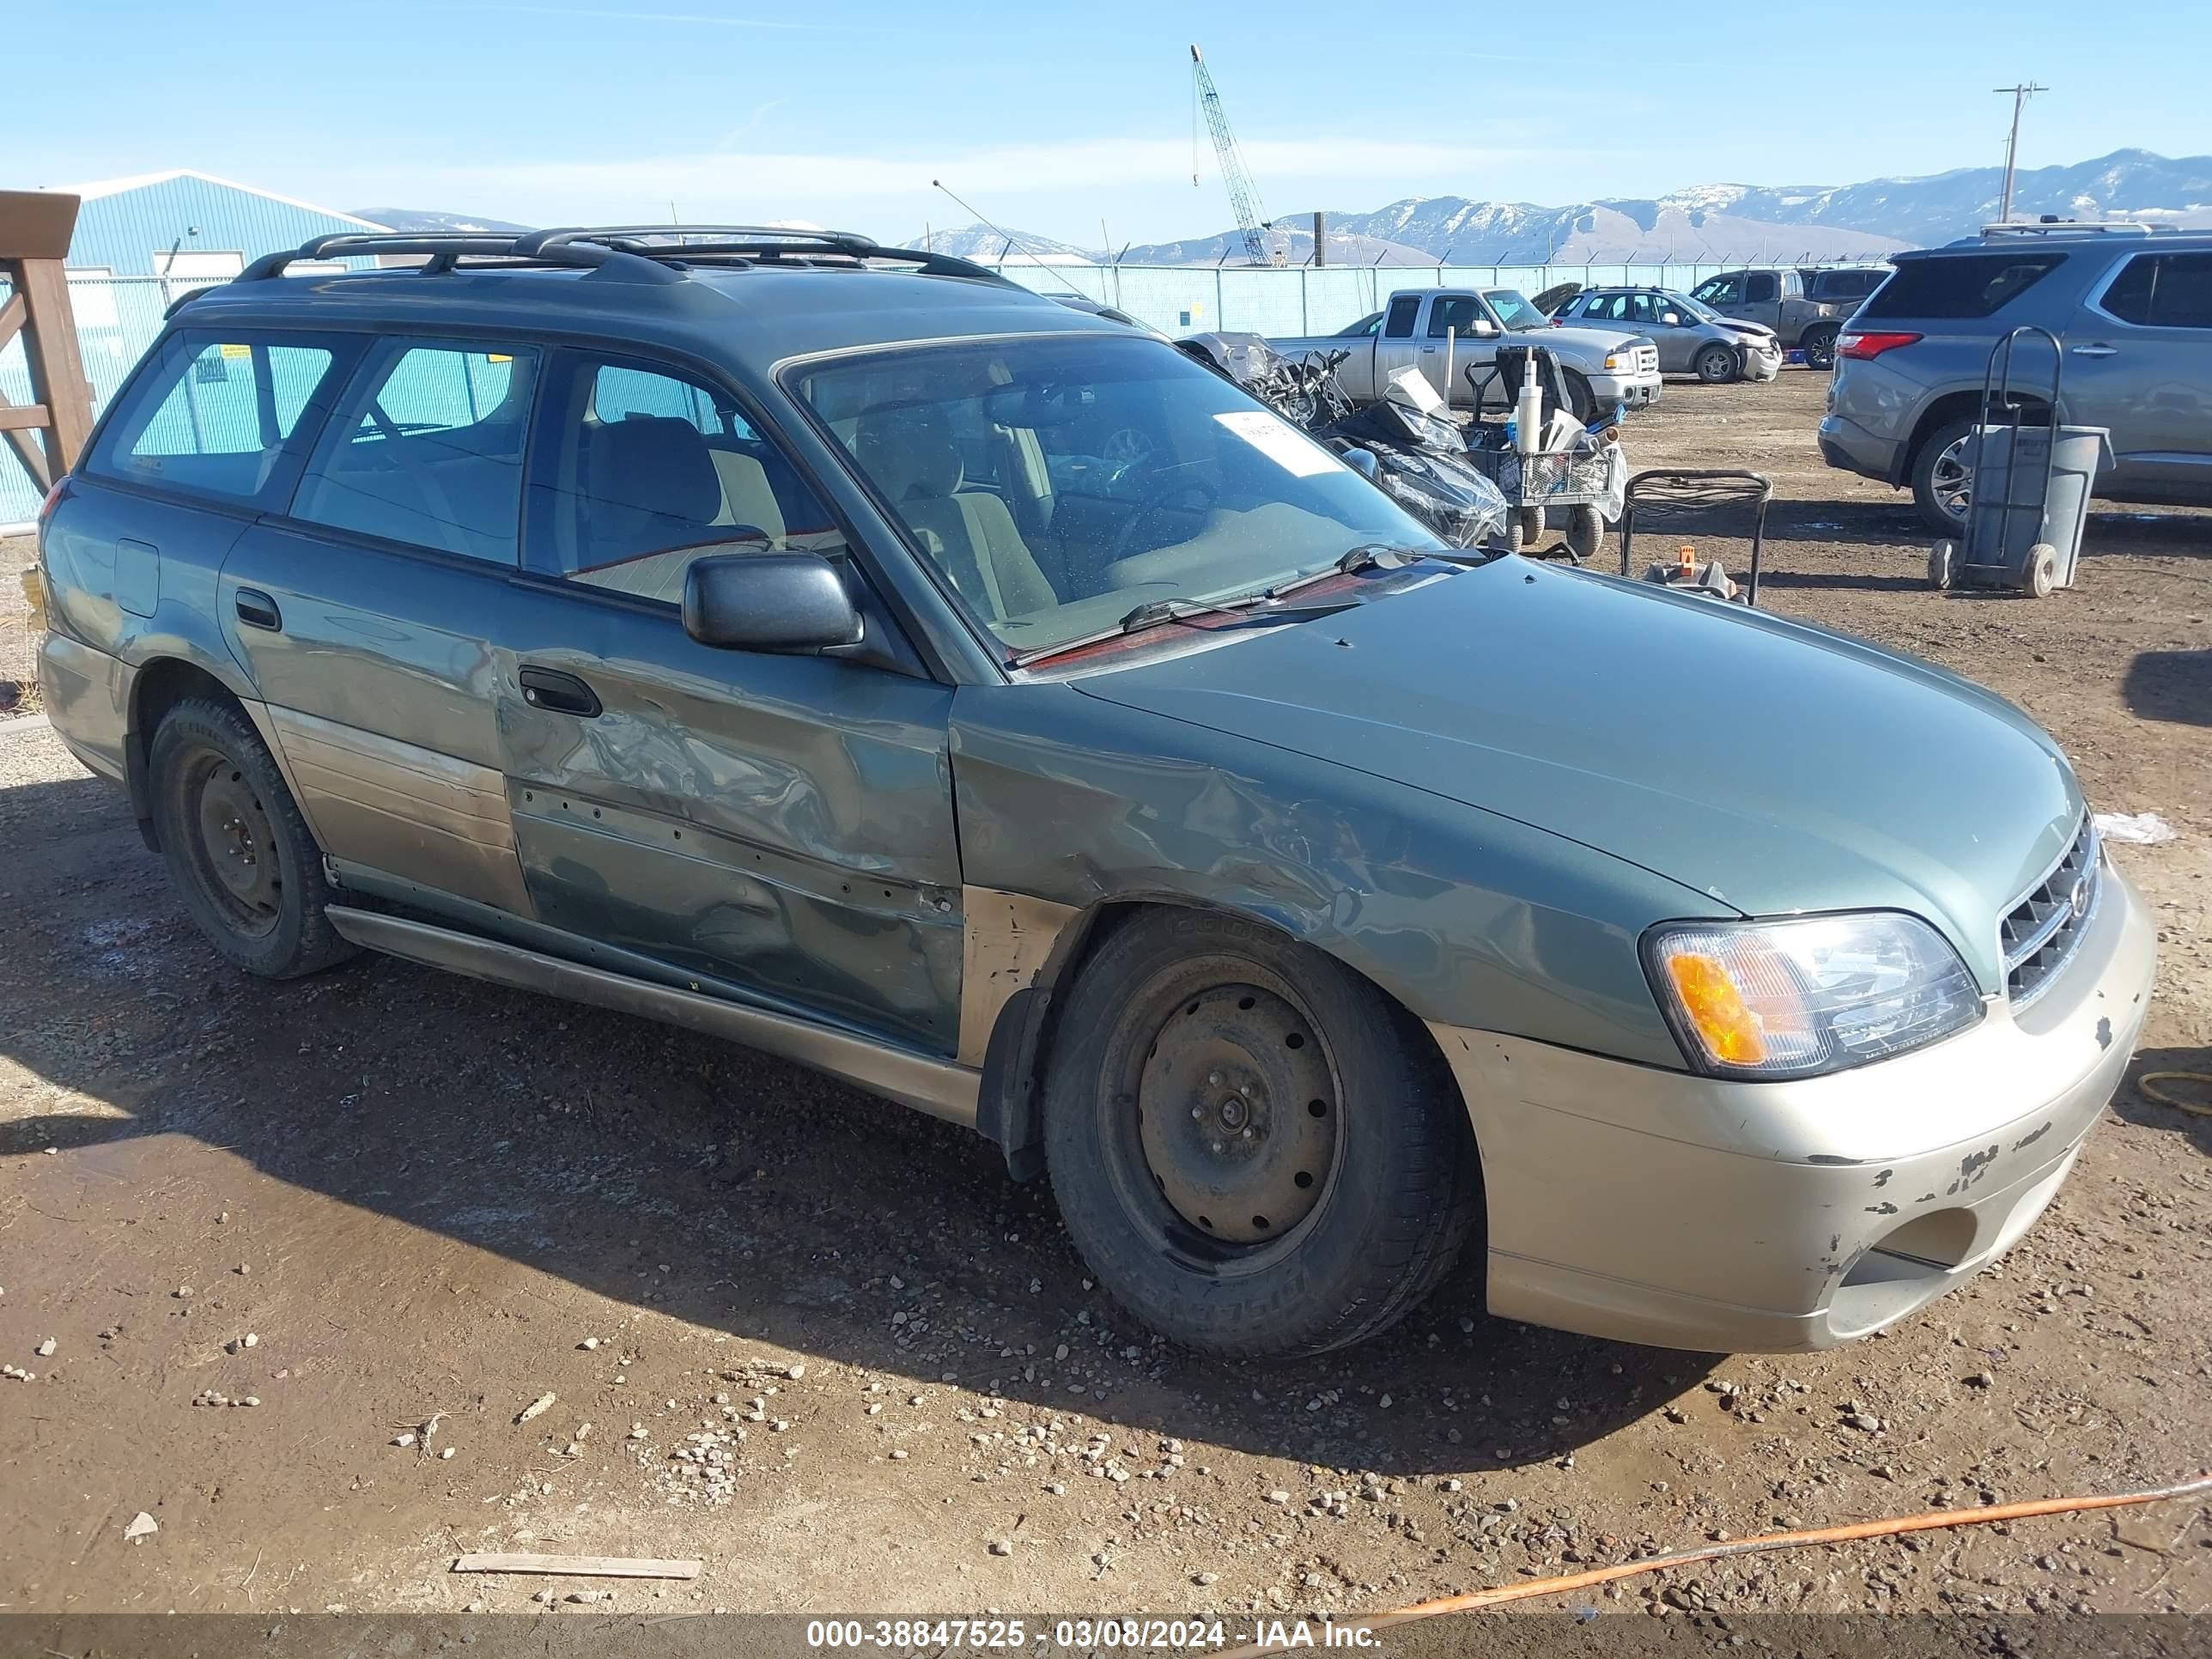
[1993,82,2048,222]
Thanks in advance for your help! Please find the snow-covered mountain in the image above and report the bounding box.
[1121,149,2212,266]
[905,223,1102,262]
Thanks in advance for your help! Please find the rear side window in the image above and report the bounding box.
[1744,273,1779,303]
[89,333,337,505]
[2100,252,2212,329]
[290,340,541,563]
[1863,252,2067,320]
[1382,296,1421,338]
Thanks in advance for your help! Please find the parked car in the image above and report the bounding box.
[1269,288,1662,419]
[1690,266,1887,369]
[1548,286,1782,383]
[39,224,2153,1360]
[1820,222,2212,533]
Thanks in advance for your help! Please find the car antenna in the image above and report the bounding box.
[932,179,1067,288]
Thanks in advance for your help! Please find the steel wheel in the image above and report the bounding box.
[1136,984,1342,1246]
[180,748,283,939]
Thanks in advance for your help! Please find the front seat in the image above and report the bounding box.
[574,416,734,602]
[851,404,1055,623]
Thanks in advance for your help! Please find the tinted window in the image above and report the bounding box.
[2100,252,2212,329]
[1744,273,1779,303]
[1808,269,1882,301]
[1581,293,1625,320]
[1863,252,2067,320]
[291,342,538,562]
[1335,311,1383,337]
[530,357,843,604]
[1382,296,1421,338]
[90,333,337,504]
[1428,295,1484,337]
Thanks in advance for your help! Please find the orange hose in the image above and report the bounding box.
[1217,1469,2212,1656]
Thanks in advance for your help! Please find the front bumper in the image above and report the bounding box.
[1741,348,1783,383]
[1588,372,1662,412]
[1428,862,2155,1353]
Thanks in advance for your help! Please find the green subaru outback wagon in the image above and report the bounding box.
[36,226,2154,1358]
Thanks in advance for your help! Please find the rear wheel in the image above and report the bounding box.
[1692,343,1738,384]
[1562,504,1605,562]
[1043,910,1480,1359]
[1911,416,1976,536]
[149,698,355,979]
[1802,326,1839,371]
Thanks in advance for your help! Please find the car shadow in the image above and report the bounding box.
[0,771,1708,1479]
[2121,649,2212,728]
[2110,1046,2212,1158]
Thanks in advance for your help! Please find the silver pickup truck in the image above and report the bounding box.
[1270,287,1662,419]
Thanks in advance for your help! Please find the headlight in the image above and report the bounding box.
[1643,912,1982,1080]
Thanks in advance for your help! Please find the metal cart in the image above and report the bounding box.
[1617,469,1775,606]
[1463,356,1620,561]
[1928,326,2106,599]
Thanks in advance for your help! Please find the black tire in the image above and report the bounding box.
[1801,326,1839,371]
[1561,370,1596,422]
[149,697,356,979]
[1562,503,1605,562]
[1911,416,1976,537]
[1692,343,1738,385]
[1928,539,1957,591]
[1042,909,1481,1359]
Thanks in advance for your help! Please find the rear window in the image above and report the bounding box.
[1808,270,1884,301]
[88,332,338,505]
[1863,252,2066,320]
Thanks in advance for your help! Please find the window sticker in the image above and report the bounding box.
[1212,409,1336,477]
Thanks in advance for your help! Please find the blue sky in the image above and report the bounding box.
[12,0,2209,246]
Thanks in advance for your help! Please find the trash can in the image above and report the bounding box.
[1960,424,2110,592]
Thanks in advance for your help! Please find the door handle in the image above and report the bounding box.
[2070,343,2118,358]
[234,588,282,631]
[1420,345,1437,353]
[519,665,602,718]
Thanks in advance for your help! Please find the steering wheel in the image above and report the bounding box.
[1109,477,1220,563]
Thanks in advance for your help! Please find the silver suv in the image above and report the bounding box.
[1819,223,2212,533]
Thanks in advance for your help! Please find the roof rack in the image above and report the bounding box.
[234,225,1019,288]
[1980,219,2172,239]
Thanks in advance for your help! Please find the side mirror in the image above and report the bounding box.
[682,551,864,653]
[1660,312,1681,326]
[1469,317,1499,338]
[1340,447,1381,482]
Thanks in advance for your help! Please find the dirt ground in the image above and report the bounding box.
[1,369,2208,1631]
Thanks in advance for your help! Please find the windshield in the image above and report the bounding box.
[1482,289,1549,331]
[790,333,1441,660]
[1668,291,1725,323]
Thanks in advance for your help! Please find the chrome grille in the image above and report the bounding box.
[1636,344,1659,374]
[2000,817,2100,1008]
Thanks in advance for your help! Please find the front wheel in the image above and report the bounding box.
[149,698,356,979]
[1506,505,1547,553]
[1043,910,1480,1359]
[1692,343,1738,385]
[1562,370,1596,423]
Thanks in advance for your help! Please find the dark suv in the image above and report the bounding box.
[1820,223,2212,532]
[35,225,2154,1361]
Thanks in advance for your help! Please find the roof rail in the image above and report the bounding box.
[1980,220,2171,239]
[234,225,1020,289]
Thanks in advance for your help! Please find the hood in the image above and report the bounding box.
[1529,322,1645,356]
[1718,319,1778,343]
[1073,559,2080,986]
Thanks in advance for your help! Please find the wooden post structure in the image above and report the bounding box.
[0,190,94,498]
